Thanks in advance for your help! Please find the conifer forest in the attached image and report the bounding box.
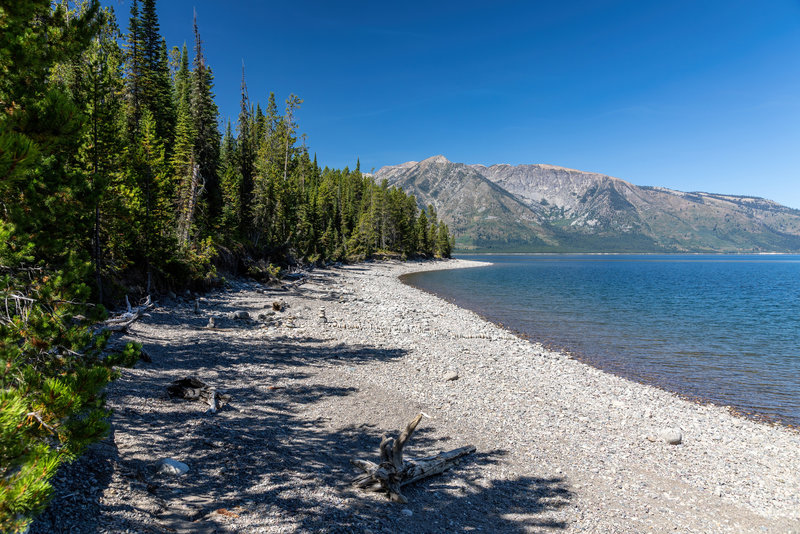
[0,1,452,530]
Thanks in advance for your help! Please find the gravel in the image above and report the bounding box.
[31,259,800,533]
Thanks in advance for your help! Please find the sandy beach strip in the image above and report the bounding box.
[32,259,800,533]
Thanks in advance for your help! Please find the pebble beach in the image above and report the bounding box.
[31,259,800,533]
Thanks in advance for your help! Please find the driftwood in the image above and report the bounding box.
[101,295,153,332]
[351,413,476,503]
[167,377,231,413]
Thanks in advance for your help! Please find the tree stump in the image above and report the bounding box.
[167,377,230,413]
[351,413,475,503]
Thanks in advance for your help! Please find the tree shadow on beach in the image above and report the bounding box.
[31,295,573,534]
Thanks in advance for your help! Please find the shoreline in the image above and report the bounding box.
[401,264,800,431]
[31,258,800,533]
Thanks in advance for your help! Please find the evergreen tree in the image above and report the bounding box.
[189,12,221,225]
[237,66,255,236]
[417,209,433,256]
[140,1,172,137]
[172,86,197,247]
[427,203,439,251]
[124,0,143,136]
[219,120,241,236]
[436,221,452,258]
[69,5,127,303]
[254,103,266,143]
[173,43,191,107]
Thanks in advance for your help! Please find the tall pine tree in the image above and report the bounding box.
[189,11,221,226]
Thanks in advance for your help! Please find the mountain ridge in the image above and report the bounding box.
[374,156,800,252]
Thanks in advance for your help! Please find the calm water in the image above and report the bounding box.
[403,254,800,426]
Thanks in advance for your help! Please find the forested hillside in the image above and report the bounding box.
[0,1,449,530]
[5,0,452,304]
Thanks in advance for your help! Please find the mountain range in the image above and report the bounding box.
[373,155,800,252]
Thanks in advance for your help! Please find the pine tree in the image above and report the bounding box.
[436,221,452,258]
[427,203,439,251]
[172,87,198,247]
[138,0,174,143]
[71,5,127,303]
[403,195,420,256]
[237,66,255,236]
[173,43,191,108]
[219,120,241,237]
[189,12,222,225]
[141,109,168,268]
[417,209,432,256]
[124,0,143,136]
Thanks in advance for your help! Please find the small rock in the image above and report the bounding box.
[444,370,459,382]
[184,289,191,297]
[159,458,189,476]
[660,428,682,445]
[227,311,250,320]
[257,313,268,321]
[646,434,657,442]
[167,291,177,300]
[401,508,413,517]
[715,485,724,497]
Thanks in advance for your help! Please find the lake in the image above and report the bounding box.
[402,254,800,426]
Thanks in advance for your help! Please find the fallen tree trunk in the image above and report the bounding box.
[100,295,153,332]
[351,413,476,503]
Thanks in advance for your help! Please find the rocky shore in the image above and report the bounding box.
[32,259,800,533]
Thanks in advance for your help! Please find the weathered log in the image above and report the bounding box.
[167,377,230,413]
[351,413,476,503]
[100,295,153,332]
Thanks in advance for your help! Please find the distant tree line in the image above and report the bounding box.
[0,1,451,530]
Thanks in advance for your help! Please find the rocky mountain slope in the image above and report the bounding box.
[374,156,800,252]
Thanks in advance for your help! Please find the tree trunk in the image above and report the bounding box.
[351,414,475,503]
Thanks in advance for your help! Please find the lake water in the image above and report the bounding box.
[402,254,800,427]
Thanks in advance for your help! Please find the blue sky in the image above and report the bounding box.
[102,0,800,208]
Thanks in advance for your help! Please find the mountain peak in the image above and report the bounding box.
[423,155,451,164]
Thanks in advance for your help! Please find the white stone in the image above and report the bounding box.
[159,458,189,476]
[661,428,682,445]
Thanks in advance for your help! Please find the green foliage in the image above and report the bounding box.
[0,2,138,529]
[0,269,141,533]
